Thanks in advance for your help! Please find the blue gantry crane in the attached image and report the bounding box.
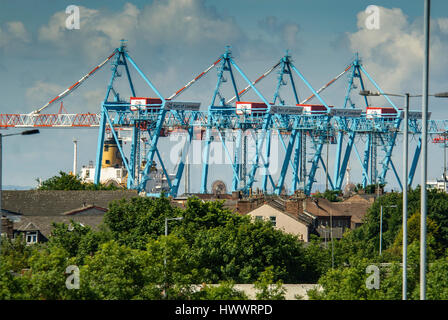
[16,41,448,198]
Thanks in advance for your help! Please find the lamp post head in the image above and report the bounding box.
[21,129,40,135]
[166,216,184,222]
[434,92,448,98]
[359,90,372,96]
[359,90,382,96]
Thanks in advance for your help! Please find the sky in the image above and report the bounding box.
[1,0,448,193]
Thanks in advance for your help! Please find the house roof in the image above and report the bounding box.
[14,215,105,238]
[246,202,315,227]
[2,190,138,216]
[62,205,108,216]
[304,197,371,223]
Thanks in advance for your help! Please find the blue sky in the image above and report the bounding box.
[1,0,448,192]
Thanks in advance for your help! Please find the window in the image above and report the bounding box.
[255,216,263,221]
[85,170,90,178]
[116,170,121,178]
[26,231,38,244]
[269,216,276,227]
[105,160,110,164]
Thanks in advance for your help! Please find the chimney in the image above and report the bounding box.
[285,198,303,216]
[1,217,14,239]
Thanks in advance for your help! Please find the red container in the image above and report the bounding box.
[297,104,331,114]
[130,97,162,111]
[236,101,267,115]
[366,107,397,119]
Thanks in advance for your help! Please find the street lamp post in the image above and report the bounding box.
[330,209,334,269]
[380,205,382,255]
[360,89,448,299]
[444,136,447,192]
[403,93,409,300]
[421,0,430,300]
[163,216,183,299]
[0,129,40,256]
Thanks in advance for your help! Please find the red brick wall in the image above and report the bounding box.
[285,199,303,216]
[1,217,14,239]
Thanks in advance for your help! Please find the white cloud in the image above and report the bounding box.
[25,80,64,109]
[37,1,246,60]
[6,21,30,42]
[257,16,301,49]
[0,21,30,48]
[138,0,243,46]
[437,18,448,34]
[83,89,105,111]
[38,5,126,59]
[347,6,448,94]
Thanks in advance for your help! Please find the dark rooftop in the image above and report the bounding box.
[2,190,138,216]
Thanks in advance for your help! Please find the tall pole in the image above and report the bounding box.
[444,138,446,192]
[73,138,78,176]
[185,151,190,194]
[421,0,430,301]
[0,134,2,256]
[164,217,168,299]
[380,205,383,255]
[403,93,409,300]
[326,126,329,191]
[330,209,334,268]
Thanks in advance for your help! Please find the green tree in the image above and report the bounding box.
[307,260,373,300]
[78,240,154,299]
[25,246,79,300]
[48,221,112,263]
[1,236,35,272]
[38,171,120,190]
[313,190,342,202]
[254,266,286,300]
[389,211,442,258]
[105,195,183,249]
[48,221,92,257]
[193,282,248,300]
[0,259,30,299]
[189,219,316,283]
[426,256,448,299]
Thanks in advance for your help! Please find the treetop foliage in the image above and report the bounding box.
[37,171,121,190]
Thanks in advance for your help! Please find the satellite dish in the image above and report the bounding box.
[211,180,227,195]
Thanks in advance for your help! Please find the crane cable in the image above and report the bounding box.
[167,57,223,101]
[300,64,353,104]
[30,50,118,115]
[226,61,281,105]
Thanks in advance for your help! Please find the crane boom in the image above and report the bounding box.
[0,113,101,128]
[167,57,223,101]
[300,64,352,104]
[31,50,118,115]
